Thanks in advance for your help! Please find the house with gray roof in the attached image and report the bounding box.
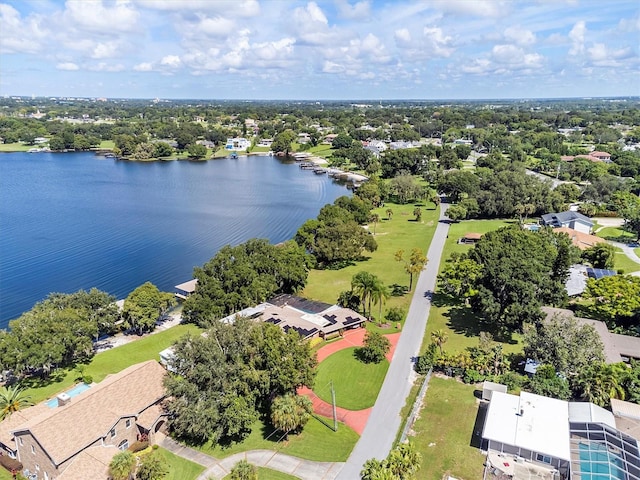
[541,211,594,234]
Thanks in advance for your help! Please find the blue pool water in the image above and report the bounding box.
[578,443,626,480]
[46,383,91,408]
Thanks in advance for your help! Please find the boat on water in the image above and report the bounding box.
[27,147,51,153]
[229,152,238,159]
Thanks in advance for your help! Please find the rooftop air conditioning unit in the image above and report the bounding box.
[56,392,71,407]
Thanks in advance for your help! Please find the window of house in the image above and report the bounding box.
[19,437,23,446]
[110,428,116,438]
[536,453,552,464]
[126,419,131,429]
[44,473,49,480]
[35,464,40,471]
[31,445,35,454]
[118,439,129,451]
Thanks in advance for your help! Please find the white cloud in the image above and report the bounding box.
[460,58,492,74]
[322,61,344,73]
[431,0,509,18]
[423,26,455,57]
[394,28,412,47]
[0,4,47,54]
[335,0,371,20]
[504,26,536,46]
[89,62,125,72]
[137,0,260,17]
[160,55,182,68]
[587,43,634,67]
[569,21,586,55]
[63,0,140,34]
[92,41,120,59]
[491,44,543,68]
[134,62,153,71]
[252,38,296,62]
[56,62,79,71]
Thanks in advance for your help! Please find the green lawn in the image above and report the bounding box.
[257,468,300,480]
[196,415,358,462]
[424,219,523,354]
[314,347,389,410]
[303,202,439,329]
[0,142,31,152]
[613,247,640,274]
[98,140,115,149]
[411,377,485,480]
[306,144,334,158]
[157,447,206,480]
[23,324,201,404]
[224,468,300,480]
[596,226,635,242]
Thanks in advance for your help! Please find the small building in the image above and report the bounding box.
[590,151,612,162]
[482,381,507,401]
[540,211,594,234]
[225,137,251,151]
[175,279,197,300]
[459,232,483,244]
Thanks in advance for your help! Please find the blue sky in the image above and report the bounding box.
[1,0,639,100]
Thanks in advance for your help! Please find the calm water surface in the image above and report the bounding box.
[0,152,349,328]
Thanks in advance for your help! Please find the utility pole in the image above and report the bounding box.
[331,381,338,432]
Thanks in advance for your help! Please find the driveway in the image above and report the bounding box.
[335,201,451,479]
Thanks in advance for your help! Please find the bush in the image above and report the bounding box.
[462,369,485,384]
[229,460,258,480]
[82,375,93,384]
[414,355,432,375]
[128,440,149,453]
[0,455,23,472]
[356,331,391,364]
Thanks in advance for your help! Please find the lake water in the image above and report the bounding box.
[0,151,349,329]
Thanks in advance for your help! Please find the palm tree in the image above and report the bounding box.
[387,442,422,479]
[575,363,626,407]
[386,208,393,220]
[370,213,381,235]
[431,329,448,356]
[351,271,377,319]
[0,385,33,421]
[109,451,136,480]
[370,280,390,325]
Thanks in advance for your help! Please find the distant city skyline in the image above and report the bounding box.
[1,0,639,100]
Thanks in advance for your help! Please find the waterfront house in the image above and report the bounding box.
[174,279,198,300]
[225,137,251,151]
[2,361,168,480]
[540,211,594,234]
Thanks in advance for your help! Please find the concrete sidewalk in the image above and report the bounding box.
[159,434,344,480]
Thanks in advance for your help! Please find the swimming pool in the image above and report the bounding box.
[46,383,91,408]
[578,442,626,480]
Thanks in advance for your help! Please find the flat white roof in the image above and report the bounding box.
[568,402,616,427]
[483,391,571,461]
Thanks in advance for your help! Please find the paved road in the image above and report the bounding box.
[607,240,640,266]
[335,201,451,479]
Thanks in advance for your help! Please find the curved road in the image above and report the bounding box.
[336,201,451,479]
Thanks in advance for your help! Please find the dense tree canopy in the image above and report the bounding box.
[523,314,605,376]
[164,318,316,445]
[439,227,578,334]
[583,275,640,333]
[183,239,312,327]
[123,282,175,335]
[0,288,119,377]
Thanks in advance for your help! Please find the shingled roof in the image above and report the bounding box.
[12,361,167,466]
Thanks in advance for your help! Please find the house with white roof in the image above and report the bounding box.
[482,391,640,479]
[225,137,251,151]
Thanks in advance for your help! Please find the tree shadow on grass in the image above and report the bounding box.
[444,305,516,344]
[390,284,408,296]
